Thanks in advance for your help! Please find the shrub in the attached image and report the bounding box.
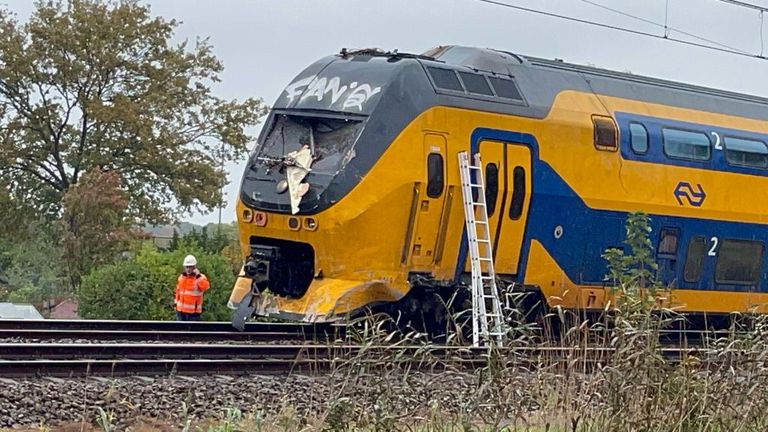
[79,242,235,320]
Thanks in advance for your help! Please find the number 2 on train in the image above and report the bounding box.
[708,236,719,256]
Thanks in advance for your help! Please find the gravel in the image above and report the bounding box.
[0,370,479,430]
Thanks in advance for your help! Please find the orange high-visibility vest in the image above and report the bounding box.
[175,272,211,314]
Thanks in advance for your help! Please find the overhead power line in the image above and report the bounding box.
[580,0,750,53]
[716,0,768,13]
[470,0,767,60]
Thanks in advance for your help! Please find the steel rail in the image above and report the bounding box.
[0,319,342,334]
[0,340,746,377]
[0,342,705,360]
[0,329,332,342]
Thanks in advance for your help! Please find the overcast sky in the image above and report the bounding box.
[4,0,768,225]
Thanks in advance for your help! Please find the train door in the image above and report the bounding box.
[409,133,449,269]
[494,144,532,275]
[463,140,532,275]
[657,226,681,286]
[479,140,506,257]
[462,140,505,273]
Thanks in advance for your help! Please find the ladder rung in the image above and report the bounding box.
[478,257,493,262]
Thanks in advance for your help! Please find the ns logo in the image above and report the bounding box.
[673,182,706,207]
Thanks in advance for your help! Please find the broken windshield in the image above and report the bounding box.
[252,114,363,175]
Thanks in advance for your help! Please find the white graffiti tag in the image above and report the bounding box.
[342,82,381,110]
[284,76,314,103]
[282,75,382,111]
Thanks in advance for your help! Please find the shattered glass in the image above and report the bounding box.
[256,114,363,175]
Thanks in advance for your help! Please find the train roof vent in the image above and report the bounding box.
[458,71,493,96]
[427,66,463,91]
[488,76,523,101]
[426,65,526,105]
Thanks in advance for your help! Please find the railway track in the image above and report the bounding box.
[0,319,755,378]
[0,339,715,377]
[0,319,345,342]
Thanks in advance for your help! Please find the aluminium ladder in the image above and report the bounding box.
[458,151,507,347]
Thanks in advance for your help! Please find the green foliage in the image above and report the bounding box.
[169,229,181,251]
[0,0,267,223]
[77,259,152,320]
[177,223,238,254]
[207,407,243,432]
[602,212,660,307]
[169,222,242,275]
[0,220,66,305]
[78,241,235,320]
[61,170,137,290]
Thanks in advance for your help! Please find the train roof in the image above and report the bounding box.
[413,45,768,122]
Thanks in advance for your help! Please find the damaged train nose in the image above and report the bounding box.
[244,239,315,298]
[229,239,316,330]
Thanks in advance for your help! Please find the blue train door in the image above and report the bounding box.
[495,144,532,275]
[463,140,506,273]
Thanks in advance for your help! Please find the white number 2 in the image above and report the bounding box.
[712,131,723,150]
[708,236,719,256]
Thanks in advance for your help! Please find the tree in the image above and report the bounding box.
[0,0,266,223]
[602,211,662,313]
[60,169,136,290]
[0,220,66,305]
[169,229,181,251]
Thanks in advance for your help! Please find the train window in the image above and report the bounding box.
[509,166,526,220]
[427,67,463,92]
[488,77,524,101]
[458,72,493,96]
[724,136,768,169]
[715,239,764,285]
[683,236,707,283]
[629,123,649,155]
[258,115,363,175]
[426,153,444,198]
[662,128,711,161]
[485,163,499,216]
[593,116,618,151]
[658,227,680,256]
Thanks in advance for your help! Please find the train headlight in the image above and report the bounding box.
[254,211,267,226]
[304,217,318,231]
[288,217,300,230]
[242,209,253,223]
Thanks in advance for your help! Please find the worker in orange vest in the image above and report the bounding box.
[175,255,210,321]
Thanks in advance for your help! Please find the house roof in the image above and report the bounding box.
[49,299,80,320]
[0,303,44,319]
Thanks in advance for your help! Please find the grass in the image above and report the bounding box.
[195,309,768,432]
[172,310,768,432]
[8,309,768,432]
[15,213,768,431]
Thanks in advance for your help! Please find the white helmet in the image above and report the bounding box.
[183,255,197,267]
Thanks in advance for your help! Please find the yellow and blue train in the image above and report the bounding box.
[228,45,768,329]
